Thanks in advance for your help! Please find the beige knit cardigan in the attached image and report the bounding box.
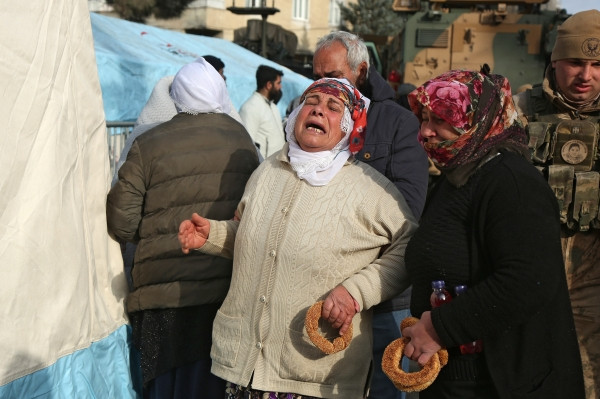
[201,146,418,398]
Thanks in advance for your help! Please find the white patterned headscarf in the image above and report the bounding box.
[169,57,232,115]
[284,78,370,186]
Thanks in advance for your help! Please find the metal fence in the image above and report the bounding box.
[106,121,135,177]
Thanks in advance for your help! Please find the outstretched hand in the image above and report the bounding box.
[401,311,443,366]
[322,285,359,336]
[178,213,210,254]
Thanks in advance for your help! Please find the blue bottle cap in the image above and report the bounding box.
[431,280,446,289]
[455,285,468,295]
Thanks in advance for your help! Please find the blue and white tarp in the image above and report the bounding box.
[90,12,313,122]
[0,1,139,397]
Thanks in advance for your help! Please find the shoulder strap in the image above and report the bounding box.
[525,84,551,119]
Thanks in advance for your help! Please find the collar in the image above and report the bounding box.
[257,91,272,104]
[276,143,354,166]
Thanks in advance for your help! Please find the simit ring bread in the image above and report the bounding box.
[305,300,353,354]
[381,316,449,392]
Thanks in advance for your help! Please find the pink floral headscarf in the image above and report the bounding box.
[408,70,527,169]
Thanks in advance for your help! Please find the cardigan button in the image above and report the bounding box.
[259,295,266,303]
[269,250,276,257]
[256,342,263,349]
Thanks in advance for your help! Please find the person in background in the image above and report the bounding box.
[203,55,227,80]
[283,94,301,133]
[106,58,260,399]
[396,83,417,111]
[178,78,418,399]
[513,10,600,397]
[239,64,286,159]
[312,31,428,399]
[111,56,255,294]
[402,68,584,398]
[113,55,246,184]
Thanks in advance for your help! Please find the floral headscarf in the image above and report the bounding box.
[284,78,370,186]
[297,78,369,153]
[408,69,527,170]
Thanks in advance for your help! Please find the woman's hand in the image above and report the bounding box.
[178,213,210,254]
[402,311,443,366]
[322,285,359,335]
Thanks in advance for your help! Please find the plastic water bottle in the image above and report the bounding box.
[430,280,452,308]
[454,284,483,354]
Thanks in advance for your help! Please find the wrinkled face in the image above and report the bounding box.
[419,108,460,144]
[313,41,362,87]
[552,59,600,103]
[294,91,346,152]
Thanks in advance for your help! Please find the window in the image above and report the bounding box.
[292,0,309,20]
[329,0,341,26]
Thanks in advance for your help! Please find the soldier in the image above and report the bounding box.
[513,9,600,398]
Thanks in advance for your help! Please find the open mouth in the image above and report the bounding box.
[306,122,325,134]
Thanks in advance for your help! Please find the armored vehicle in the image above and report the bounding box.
[391,0,570,90]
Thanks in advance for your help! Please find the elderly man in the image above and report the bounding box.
[513,10,600,398]
[313,31,429,399]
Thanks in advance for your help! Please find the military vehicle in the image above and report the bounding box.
[233,19,314,78]
[390,0,570,91]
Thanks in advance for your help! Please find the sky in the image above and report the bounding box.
[557,0,598,14]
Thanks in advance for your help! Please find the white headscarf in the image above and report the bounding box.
[284,78,370,186]
[169,57,232,115]
[135,76,178,126]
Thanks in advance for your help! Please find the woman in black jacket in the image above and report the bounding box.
[401,68,584,399]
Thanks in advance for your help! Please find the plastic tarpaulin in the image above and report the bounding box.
[90,12,313,122]
[0,0,136,396]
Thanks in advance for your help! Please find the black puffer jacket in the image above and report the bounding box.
[107,112,259,313]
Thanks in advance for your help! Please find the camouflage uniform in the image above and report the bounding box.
[514,68,600,398]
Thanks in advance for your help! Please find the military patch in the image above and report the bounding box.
[581,38,600,58]
[552,120,597,172]
[560,139,588,165]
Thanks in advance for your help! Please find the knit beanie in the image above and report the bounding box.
[551,10,600,61]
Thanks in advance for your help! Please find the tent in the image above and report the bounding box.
[90,12,313,122]
[0,1,138,397]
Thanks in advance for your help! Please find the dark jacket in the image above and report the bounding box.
[358,67,429,312]
[107,112,260,313]
[406,151,585,398]
[357,66,429,220]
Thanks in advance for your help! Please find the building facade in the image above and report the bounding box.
[88,0,353,54]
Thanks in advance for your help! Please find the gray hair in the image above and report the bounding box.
[315,31,370,75]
